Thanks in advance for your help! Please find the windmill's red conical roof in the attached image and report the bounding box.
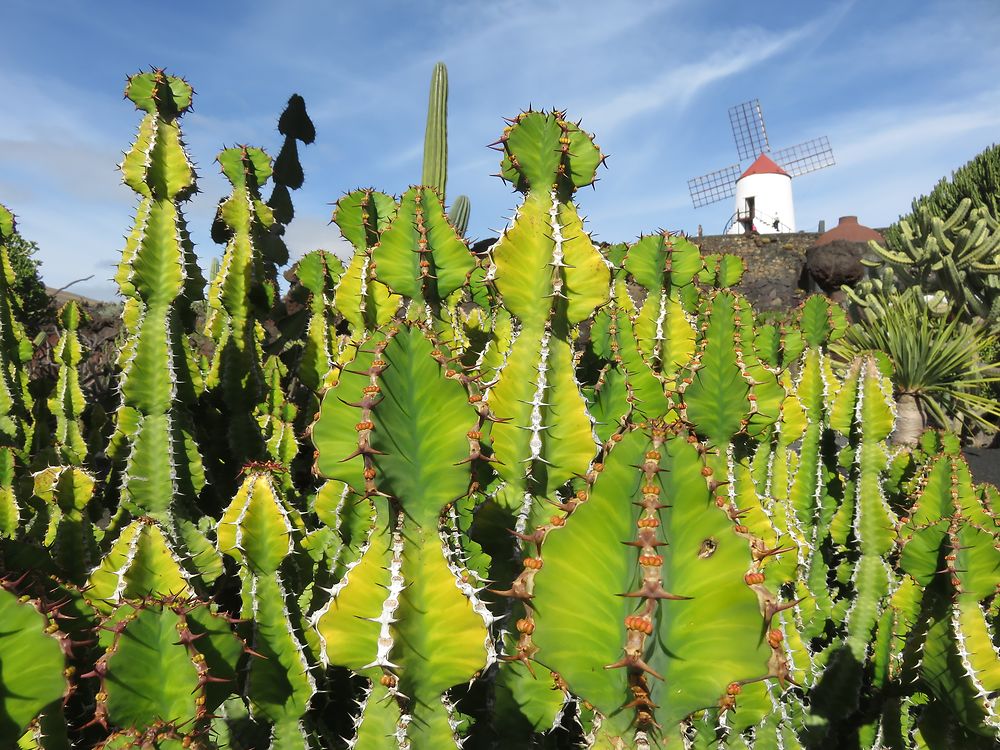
[740,153,789,179]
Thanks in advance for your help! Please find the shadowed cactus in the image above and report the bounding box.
[1,582,69,744]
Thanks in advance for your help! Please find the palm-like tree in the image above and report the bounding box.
[833,286,1000,445]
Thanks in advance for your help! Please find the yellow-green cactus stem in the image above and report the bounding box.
[107,70,207,523]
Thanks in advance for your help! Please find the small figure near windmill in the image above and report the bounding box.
[688,100,835,235]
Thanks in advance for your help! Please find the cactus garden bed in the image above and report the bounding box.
[0,69,997,750]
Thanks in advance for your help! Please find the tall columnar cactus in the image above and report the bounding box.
[47,302,88,466]
[747,296,847,644]
[0,203,34,535]
[311,324,494,748]
[204,145,277,465]
[108,70,207,522]
[421,61,472,234]
[486,110,610,517]
[422,62,449,201]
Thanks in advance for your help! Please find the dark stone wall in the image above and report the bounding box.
[693,233,820,311]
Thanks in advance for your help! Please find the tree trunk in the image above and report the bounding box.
[892,393,925,447]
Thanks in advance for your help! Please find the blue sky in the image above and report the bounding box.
[2,0,999,300]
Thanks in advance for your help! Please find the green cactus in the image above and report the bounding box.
[332,189,401,336]
[371,185,474,318]
[519,423,790,746]
[486,110,610,515]
[0,203,34,536]
[87,598,241,737]
[86,517,194,610]
[422,62,472,236]
[448,194,471,237]
[865,197,1000,323]
[283,250,343,392]
[107,70,207,522]
[312,324,494,748]
[32,465,97,581]
[204,145,277,465]
[422,62,449,200]
[217,469,316,748]
[0,583,69,741]
[47,302,88,466]
[898,453,1000,739]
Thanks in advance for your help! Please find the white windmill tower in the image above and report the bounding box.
[688,100,835,234]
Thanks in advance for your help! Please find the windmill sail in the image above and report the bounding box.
[729,99,770,161]
[688,164,742,208]
[770,136,835,178]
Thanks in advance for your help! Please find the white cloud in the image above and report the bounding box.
[283,214,356,263]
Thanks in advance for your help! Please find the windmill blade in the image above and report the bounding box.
[688,164,741,208]
[729,99,770,161]
[771,136,835,178]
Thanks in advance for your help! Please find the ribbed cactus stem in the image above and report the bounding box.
[422,61,448,200]
[49,302,88,465]
[448,194,470,236]
[204,145,277,466]
[108,69,206,521]
[0,202,34,453]
[0,203,33,535]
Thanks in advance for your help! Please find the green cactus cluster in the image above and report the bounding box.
[0,69,997,750]
[865,197,1000,323]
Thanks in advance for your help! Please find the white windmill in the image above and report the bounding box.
[688,100,835,235]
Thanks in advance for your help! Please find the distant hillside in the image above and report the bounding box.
[46,286,119,309]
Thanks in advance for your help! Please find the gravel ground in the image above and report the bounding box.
[963,448,1000,487]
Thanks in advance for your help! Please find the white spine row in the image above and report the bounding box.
[364,525,405,670]
[438,517,497,670]
[951,600,1000,730]
[651,291,668,369]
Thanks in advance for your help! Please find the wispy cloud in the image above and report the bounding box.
[831,93,1000,171]
[583,5,852,136]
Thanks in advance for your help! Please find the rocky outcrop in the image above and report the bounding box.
[694,232,815,311]
[806,216,884,294]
